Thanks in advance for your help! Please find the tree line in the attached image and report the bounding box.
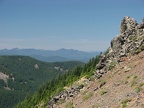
[16,55,100,108]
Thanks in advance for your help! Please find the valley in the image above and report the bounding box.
[0,56,83,108]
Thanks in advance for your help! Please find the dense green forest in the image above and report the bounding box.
[16,55,100,108]
[0,56,83,108]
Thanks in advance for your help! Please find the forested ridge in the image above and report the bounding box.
[0,56,83,108]
[15,55,100,108]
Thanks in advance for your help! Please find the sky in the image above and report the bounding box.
[0,0,144,51]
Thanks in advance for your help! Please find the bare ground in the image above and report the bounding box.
[56,51,144,108]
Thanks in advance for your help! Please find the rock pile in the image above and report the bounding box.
[48,84,84,108]
[95,16,144,79]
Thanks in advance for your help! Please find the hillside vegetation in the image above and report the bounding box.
[15,56,100,108]
[0,56,83,108]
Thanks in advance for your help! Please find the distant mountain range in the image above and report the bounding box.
[0,48,101,62]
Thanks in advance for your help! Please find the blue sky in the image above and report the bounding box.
[0,0,144,51]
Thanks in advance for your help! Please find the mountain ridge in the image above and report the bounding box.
[0,48,100,62]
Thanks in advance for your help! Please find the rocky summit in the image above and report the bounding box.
[95,16,144,79]
[48,16,144,108]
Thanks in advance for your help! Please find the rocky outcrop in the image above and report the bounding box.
[48,84,84,108]
[95,16,144,79]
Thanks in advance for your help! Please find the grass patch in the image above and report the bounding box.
[109,61,117,70]
[131,75,138,87]
[135,48,141,54]
[134,83,144,93]
[100,90,107,95]
[135,86,141,93]
[121,98,131,108]
[98,79,106,85]
[83,92,93,101]
[133,75,138,80]
[126,75,131,79]
[131,80,137,87]
[139,82,144,87]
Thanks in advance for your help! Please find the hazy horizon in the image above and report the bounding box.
[0,47,103,52]
[0,0,144,51]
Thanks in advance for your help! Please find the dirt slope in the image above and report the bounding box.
[56,51,144,108]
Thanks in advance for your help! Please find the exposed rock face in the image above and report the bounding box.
[34,64,39,69]
[0,72,9,84]
[95,16,144,79]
